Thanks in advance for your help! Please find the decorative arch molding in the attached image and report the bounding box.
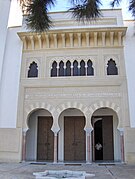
[56,101,88,117]
[104,55,120,75]
[89,100,122,128]
[48,55,96,69]
[25,57,41,78]
[24,102,56,129]
[56,101,93,130]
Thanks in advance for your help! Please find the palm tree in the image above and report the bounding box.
[19,0,135,32]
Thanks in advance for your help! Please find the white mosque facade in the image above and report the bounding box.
[0,0,135,164]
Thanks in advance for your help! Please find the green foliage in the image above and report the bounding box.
[69,0,102,22]
[129,0,135,17]
[110,0,122,7]
[19,0,135,32]
[25,0,56,32]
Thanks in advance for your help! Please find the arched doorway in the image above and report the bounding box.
[26,109,54,161]
[91,108,120,162]
[58,108,86,162]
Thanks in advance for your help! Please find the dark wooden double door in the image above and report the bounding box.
[94,116,114,161]
[64,116,86,161]
[37,117,54,161]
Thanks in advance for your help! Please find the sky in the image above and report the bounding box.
[50,0,132,19]
[8,0,133,27]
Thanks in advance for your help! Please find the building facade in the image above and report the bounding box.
[0,1,135,164]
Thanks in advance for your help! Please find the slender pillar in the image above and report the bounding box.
[94,32,97,47]
[86,32,90,47]
[22,128,27,162]
[69,33,73,47]
[118,32,122,46]
[102,32,106,47]
[37,35,42,49]
[86,128,93,163]
[119,129,125,163]
[53,34,57,48]
[110,32,114,46]
[53,132,58,163]
[61,34,65,48]
[30,36,34,50]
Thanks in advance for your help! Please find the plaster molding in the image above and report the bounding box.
[24,102,56,128]
[104,54,120,76]
[89,100,121,126]
[25,57,42,78]
[56,101,88,118]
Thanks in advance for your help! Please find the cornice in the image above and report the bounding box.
[18,27,127,50]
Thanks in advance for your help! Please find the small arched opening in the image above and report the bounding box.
[28,61,38,78]
[26,109,54,161]
[91,107,121,162]
[58,108,86,162]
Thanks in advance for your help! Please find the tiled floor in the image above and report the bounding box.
[0,162,134,179]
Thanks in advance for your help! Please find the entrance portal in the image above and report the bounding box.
[64,116,86,161]
[37,116,54,161]
[94,116,114,161]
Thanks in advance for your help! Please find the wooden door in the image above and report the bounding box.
[64,116,86,161]
[37,117,54,161]
[102,116,114,160]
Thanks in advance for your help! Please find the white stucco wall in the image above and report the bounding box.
[0,27,23,127]
[0,0,11,85]
[0,0,23,128]
[8,0,22,27]
[124,21,135,127]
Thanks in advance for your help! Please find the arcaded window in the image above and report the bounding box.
[28,61,38,78]
[51,61,57,77]
[50,59,94,77]
[59,61,64,76]
[65,61,71,76]
[80,60,86,76]
[73,60,78,76]
[107,59,118,75]
[87,60,94,76]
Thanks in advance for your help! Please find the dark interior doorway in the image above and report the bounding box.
[94,120,103,160]
[94,116,114,161]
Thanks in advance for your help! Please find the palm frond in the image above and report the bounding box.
[70,0,84,5]
[69,0,102,22]
[129,0,135,18]
[25,0,56,32]
[110,0,122,7]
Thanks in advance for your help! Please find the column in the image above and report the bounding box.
[53,132,58,163]
[86,32,90,47]
[102,32,106,47]
[37,35,42,49]
[118,32,122,46]
[53,34,57,48]
[119,129,125,163]
[22,128,27,162]
[30,36,34,50]
[61,33,66,48]
[77,33,81,47]
[69,33,73,47]
[86,128,93,163]
[110,32,114,46]
[94,32,97,47]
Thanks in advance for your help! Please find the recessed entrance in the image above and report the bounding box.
[93,116,114,161]
[37,116,54,161]
[64,116,86,161]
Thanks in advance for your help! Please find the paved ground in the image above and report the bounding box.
[0,162,135,179]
